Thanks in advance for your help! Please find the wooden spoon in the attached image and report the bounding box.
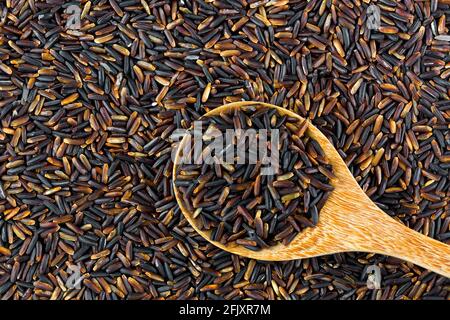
[172,101,450,278]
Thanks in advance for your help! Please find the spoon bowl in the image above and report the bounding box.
[173,101,450,278]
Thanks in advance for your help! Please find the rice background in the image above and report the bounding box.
[0,0,448,300]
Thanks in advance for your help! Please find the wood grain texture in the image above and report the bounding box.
[173,101,450,278]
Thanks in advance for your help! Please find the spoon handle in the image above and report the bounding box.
[389,224,450,278]
[354,207,450,278]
